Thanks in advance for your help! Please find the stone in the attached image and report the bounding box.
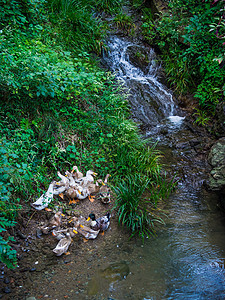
[208,137,225,167]
[207,138,225,192]
[26,297,37,300]
[17,230,26,239]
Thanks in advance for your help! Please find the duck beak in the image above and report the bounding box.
[73,229,78,234]
[93,172,98,176]
[102,182,105,186]
[86,217,91,222]
[78,189,81,195]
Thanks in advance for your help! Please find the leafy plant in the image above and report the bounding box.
[0,218,17,269]
[140,0,225,114]
[113,12,136,34]
[113,174,165,240]
[193,108,211,126]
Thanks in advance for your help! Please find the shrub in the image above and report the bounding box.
[141,0,225,115]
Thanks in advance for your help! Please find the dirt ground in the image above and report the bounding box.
[0,190,131,300]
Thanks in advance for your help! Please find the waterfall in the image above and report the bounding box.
[103,35,185,138]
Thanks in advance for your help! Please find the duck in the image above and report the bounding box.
[65,185,82,204]
[56,171,70,187]
[68,215,91,227]
[41,210,63,234]
[52,229,66,240]
[52,228,78,240]
[31,181,56,210]
[52,231,72,256]
[53,184,68,196]
[76,186,90,200]
[71,166,83,179]
[86,179,103,202]
[77,224,100,240]
[98,174,111,204]
[87,212,111,234]
[65,170,77,187]
[75,170,97,187]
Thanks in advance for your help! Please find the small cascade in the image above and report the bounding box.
[103,36,185,136]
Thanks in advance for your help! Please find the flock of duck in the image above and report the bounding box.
[31,166,112,256]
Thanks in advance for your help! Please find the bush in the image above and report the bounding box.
[141,0,225,115]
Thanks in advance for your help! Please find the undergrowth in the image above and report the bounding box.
[139,0,225,124]
[0,0,176,268]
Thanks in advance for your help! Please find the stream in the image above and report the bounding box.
[97,36,225,299]
[6,35,225,300]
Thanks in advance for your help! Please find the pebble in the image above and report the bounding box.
[17,230,26,239]
[4,277,10,284]
[3,286,11,294]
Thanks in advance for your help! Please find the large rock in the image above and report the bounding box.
[208,137,225,192]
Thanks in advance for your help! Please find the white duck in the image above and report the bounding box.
[56,171,70,187]
[31,181,55,210]
[71,166,83,179]
[75,170,97,187]
[65,170,77,187]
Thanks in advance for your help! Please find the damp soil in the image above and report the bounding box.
[1,194,135,300]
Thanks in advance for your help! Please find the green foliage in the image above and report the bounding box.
[193,108,211,126]
[0,0,46,29]
[0,0,175,266]
[141,0,225,115]
[0,218,17,269]
[113,12,135,34]
[48,0,107,54]
[95,0,123,13]
[113,174,166,240]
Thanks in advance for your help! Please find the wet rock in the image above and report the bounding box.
[208,138,225,167]
[17,230,26,239]
[189,138,200,147]
[207,137,225,193]
[176,142,190,149]
[126,45,150,74]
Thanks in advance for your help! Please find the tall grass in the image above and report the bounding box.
[113,174,167,240]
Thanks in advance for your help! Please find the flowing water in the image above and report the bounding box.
[94,35,225,299]
[11,36,225,300]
